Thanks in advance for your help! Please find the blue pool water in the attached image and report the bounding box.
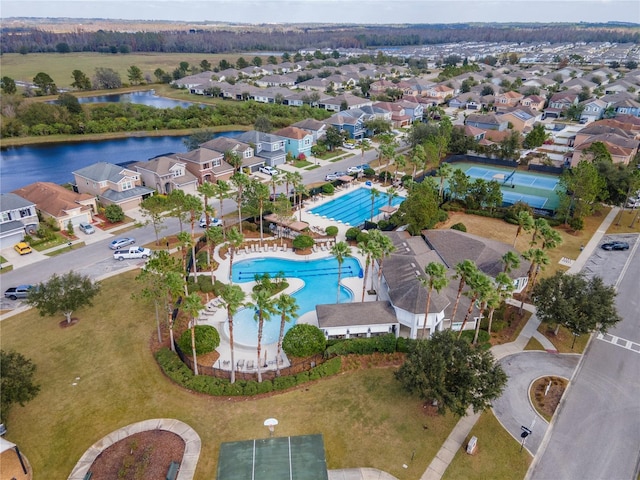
[227,256,362,346]
[309,187,404,226]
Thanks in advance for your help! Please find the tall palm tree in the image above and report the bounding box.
[487,272,515,334]
[176,230,193,277]
[513,210,534,247]
[220,284,246,384]
[274,294,299,376]
[540,225,563,251]
[386,186,399,207]
[212,180,231,239]
[369,188,381,222]
[183,194,203,279]
[409,144,425,180]
[198,181,217,227]
[372,233,395,301]
[182,292,204,375]
[450,260,479,328]
[269,171,284,199]
[231,172,249,234]
[471,275,494,344]
[521,248,550,314]
[252,287,276,383]
[436,162,453,201]
[358,238,380,302]
[165,271,186,352]
[330,241,352,303]
[226,227,244,284]
[530,217,549,247]
[458,271,491,339]
[205,226,224,285]
[294,182,309,222]
[393,153,406,180]
[419,262,449,338]
[501,251,521,274]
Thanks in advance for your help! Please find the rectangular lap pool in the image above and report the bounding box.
[309,187,404,226]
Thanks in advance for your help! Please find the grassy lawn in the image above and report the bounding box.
[45,241,86,257]
[606,209,640,234]
[293,160,313,168]
[30,233,75,252]
[442,411,531,480]
[0,255,12,272]
[537,324,589,354]
[523,337,546,351]
[2,271,463,480]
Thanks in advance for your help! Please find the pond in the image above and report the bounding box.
[0,131,241,193]
[75,90,197,109]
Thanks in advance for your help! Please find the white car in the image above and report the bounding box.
[347,166,364,174]
[199,216,223,228]
[259,166,279,176]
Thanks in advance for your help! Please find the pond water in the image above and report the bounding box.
[0,131,241,193]
[75,90,197,109]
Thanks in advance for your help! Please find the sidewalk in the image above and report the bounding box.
[420,206,619,480]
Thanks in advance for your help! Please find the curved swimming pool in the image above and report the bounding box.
[226,256,362,346]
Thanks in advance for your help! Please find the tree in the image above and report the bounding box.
[533,272,621,345]
[370,230,395,301]
[395,330,507,416]
[450,260,479,327]
[487,273,514,334]
[331,241,352,303]
[200,59,212,71]
[33,72,57,96]
[358,237,381,302]
[499,129,521,160]
[395,180,441,235]
[501,251,521,274]
[559,160,606,223]
[139,195,168,245]
[198,181,217,230]
[369,188,381,221]
[252,286,277,383]
[27,271,101,324]
[255,115,272,133]
[227,227,244,284]
[104,203,125,223]
[168,189,189,231]
[1,76,17,95]
[274,294,299,376]
[458,271,491,339]
[212,180,231,238]
[436,162,453,200]
[231,172,249,233]
[182,292,205,375]
[219,284,247,383]
[204,226,224,284]
[420,262,449,338]
[523,124,549,149]
[244,179,271,249]
[127,65,144,85]
[93,67,122,89]
[324,126,344,152]
[513,210,534,247]
[1,350,40,422]
[56,92,83,114]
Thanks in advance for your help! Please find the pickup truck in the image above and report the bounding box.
[113,246,152,261]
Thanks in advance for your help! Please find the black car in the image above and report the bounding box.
[601,241,630,251]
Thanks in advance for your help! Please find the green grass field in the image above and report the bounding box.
[0,52,261,89]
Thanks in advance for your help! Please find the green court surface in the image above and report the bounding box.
[217,434,329,480]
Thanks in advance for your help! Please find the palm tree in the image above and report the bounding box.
[540,225,563,251]
[450,260,479,328]
[220,284,246,384]
[372,233,395,301]
[183,194,203,279]
[269,171,284,199]
[458,271,491,339]
[330,241,352,303]
[386,186,399,208]
[487,273,515,334]
[294,182,309,222]
[369,188,381,221]
[419,262,449,338]
[176,230,193,276]
[436,162,453,200]
[521,248,550,314]
[358,238,380,302]
[471,275,494,344]
[530,218,549,247]
[165,271,185,352]
[393,153,406,180]
[212,180,231,239]
[274,294,299,376]
[182,292,205,375]
[231,172,249,234]
[501,251,521,274]
[252,287,276,383]
[205,226,224,285]
[513,210,534,247]
[226,227,244,284]
[409,144,425,180]
[198,181,217,227]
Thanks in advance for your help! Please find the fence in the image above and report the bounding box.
[445,154,519,169]
[528,164,565,175]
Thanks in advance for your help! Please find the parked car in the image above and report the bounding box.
[259,166,279,176]
[109,237,135,250]
[13,242,32,255]
[199,216,223,228]
[325,173,340,181]
[601,241,630,251]
[626,197,640,208]
[342,142,356,149]
[347,165,364,174]
[78,222,95,234]
[4,284,35,300]
[113,246,152,261]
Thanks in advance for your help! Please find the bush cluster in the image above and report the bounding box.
[325,333,398,356]
[177,325,220,355]
[187,275,221,294]
[450,222,467,232]
[155,348,341,396]
[282,324,326,357]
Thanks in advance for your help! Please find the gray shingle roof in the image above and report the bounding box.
[73,162,136,183]
[100,186,154,203]
[1,193,34,211]
[317,301,398,328]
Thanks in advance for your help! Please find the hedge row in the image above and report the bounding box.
[156,348,342,396]
[325,333,398,356]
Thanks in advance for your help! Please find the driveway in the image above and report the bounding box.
[492,351,580,455]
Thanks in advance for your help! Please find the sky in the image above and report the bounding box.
[1,0,639,24]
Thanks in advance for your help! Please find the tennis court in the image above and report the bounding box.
[451,162,563,211]
[216,434,329,480]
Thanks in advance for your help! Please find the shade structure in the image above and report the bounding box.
[379,205,398,214]
[263,213,309,232]
[338,175,354,182]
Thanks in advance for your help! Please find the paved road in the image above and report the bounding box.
[492,352,580,455]
[528,234,640,480]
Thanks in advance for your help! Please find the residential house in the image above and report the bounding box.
[317,93,373,112]
[12,182,94,231]
[254,74,296,88]
[495,91,524,107]
[235,130,287,167]
[613,98,640,118]
[462,125,486,142]
[173,148,234,183]
[373,101,412,128]
[0,193,38,248]
[199,137,264,174]
[579,98,608,123]
[272,126,314,159]
[544,92,579,119]
[423,84,455,104]
[521,95,546,111]
[325,110,367,139]
[291,118,327,142]
[498,107,541,133]
[571,127,640,166]
[465,113,508,131]
[563,77,597,93]
[73,162,154,210]
[396,99,424,123]
[132,157,198,195]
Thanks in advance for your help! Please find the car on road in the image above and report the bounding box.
[342,142,356,149]
[78,222,95,234]
[325,171,347,181]
[601,241,630,251]
[109,237,135,250]
[347,165,364,174]
[199,216,223,228]
[259,166,279,176]
[13,242,32,255]
[4,284,35,300]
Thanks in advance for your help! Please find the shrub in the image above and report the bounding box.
[273,375,297,391]
[311,357,341,377]
[451,222,467,232]
[295,371,310,384]
[322,183,335,195]
[283,324,326,357]
[568,216,584,231]
[155,348,194,384]
[325,333,397,356]
[177,325,220,355]
[196,250,209,270]
[256,380,273,394]
[243,381,259,396]
[292,234,314,250]
[104,204,125,223]
[325,226,338,237]
[223,382,245,396]
[363,167,376,177]
[345,227,361,241]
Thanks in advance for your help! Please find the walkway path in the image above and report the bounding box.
[420,206,620,480]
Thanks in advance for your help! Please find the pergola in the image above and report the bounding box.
[263,214,309,232]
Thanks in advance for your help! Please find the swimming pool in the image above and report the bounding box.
[309,187,404,226]
[227,256,362,346]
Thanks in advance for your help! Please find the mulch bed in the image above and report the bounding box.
[88,430,185,480]
[531,376,567,421]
